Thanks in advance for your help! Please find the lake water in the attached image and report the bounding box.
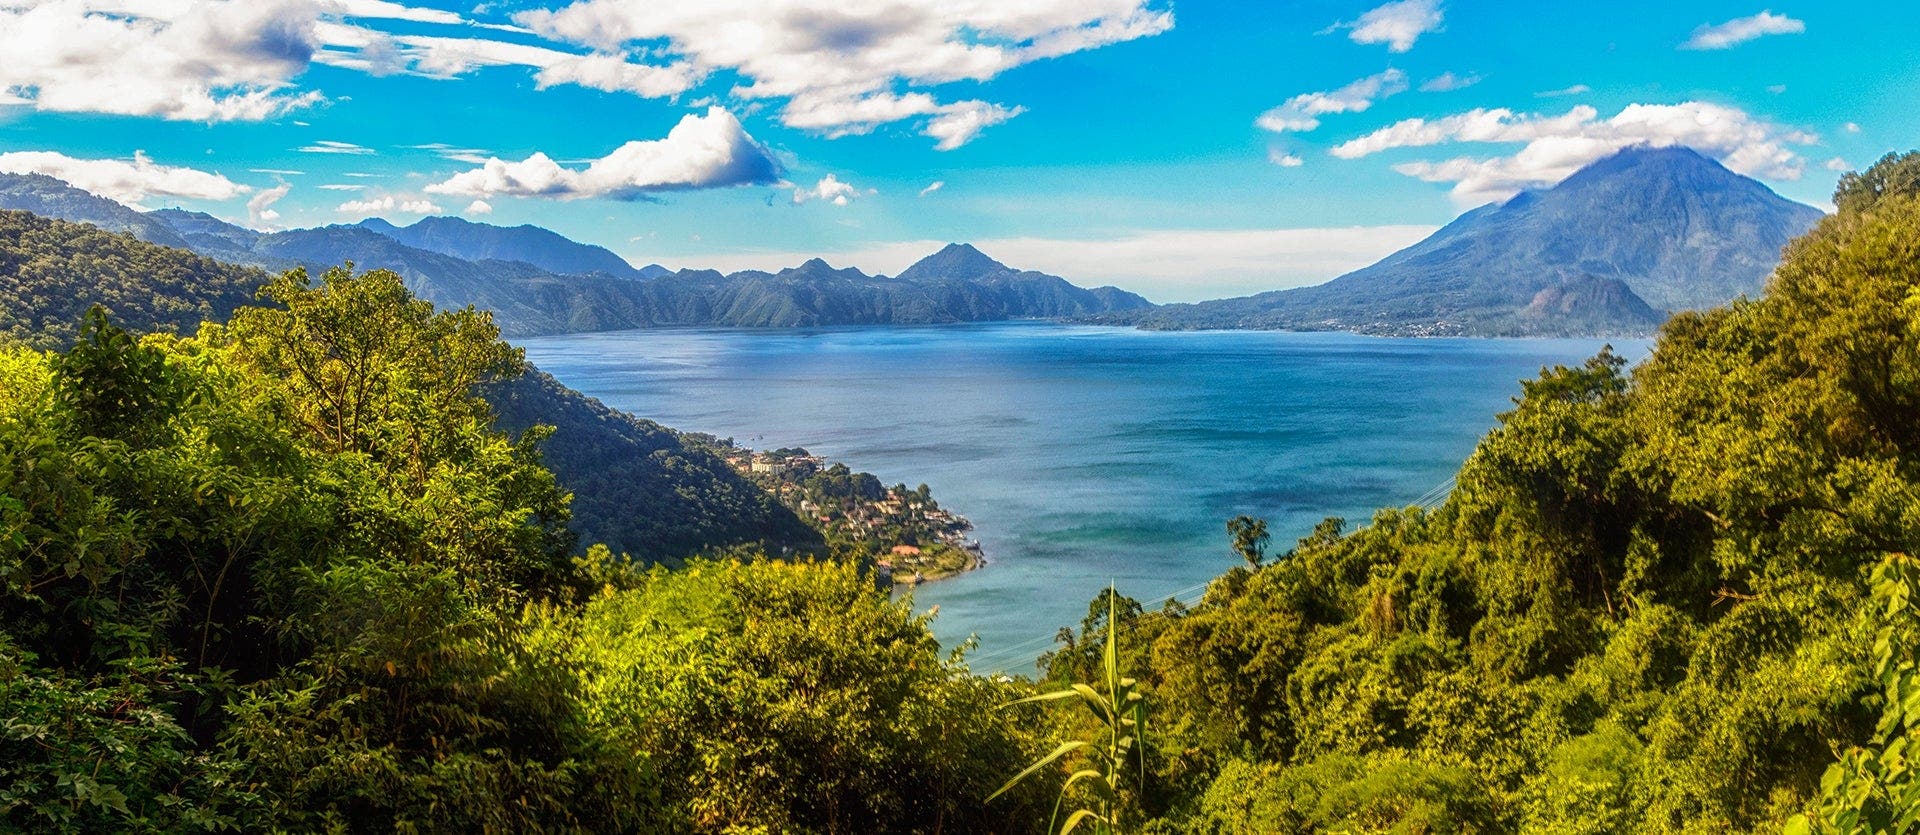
[517,323,1643,672]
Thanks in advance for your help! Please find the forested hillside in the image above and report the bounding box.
[0,213,817,565]
[0,268,1045,830]
[1035,151,1920,831]
[0,211,265,347]
[2,152,1917,832]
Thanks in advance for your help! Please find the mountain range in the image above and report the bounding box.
[0,146,1823,338]
[1104,146,1824,336]
[0,174,1150,337]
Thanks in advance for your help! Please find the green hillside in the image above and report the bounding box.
[0,210,266,348]
[1,152,1917,831]
[0,211,816,566]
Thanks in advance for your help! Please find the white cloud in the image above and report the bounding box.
[665,226,1439,302]
[516,0,1174,148]
[425,106,781,199]
[1269,149,1305,167]
[300,140,376,155]
[336,194,441,214]
[331,0,465,25]
[247,181,292,224]
[1333,0,1443,53]
[918,181,945,197]
[1256,69,1408,133]
[1419,71,1480,92]
[0,150,247,206]
[250,167,305,175]
[1846,122,1862,133]
[1536,84,1591,98]
[1825,157,1849,172]
[0,0,326,122]
[1333,101,1819,206]
[319,184,366,190]
[465,199,493,214]
[1766,84,1787,94]
[791,174,861,206]
[1681,10,1804,50]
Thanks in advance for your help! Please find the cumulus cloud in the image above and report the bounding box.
[425,107,781,199]
[1825,157,1849,172]
[465,199,493,214]
[336,194,441,214]
[1332,0,1443,53]
[1419,71,1480,92]
[515,0,1174,148]
[0,0,696,121]
[1256,69,1408,133]
[1269,149,1305,167]
[299,140,376,155]
[792,174,860,206]
[0,0,326,121]
[248,181,292,224]
[0,150,247,206]
[1681,10,1804,50]
[1332,101,1818,205]
[918,181,945,197]
[1846,122,1862,133]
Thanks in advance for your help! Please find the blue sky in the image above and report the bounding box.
[0,0,1913,301]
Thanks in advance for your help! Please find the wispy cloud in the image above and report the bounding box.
[247,181,291,225]
[337,194,442,214]
[1419,71,1481,92]
[1536,84,1591,98]
[1681,10,1804,50]
[1334,101,1818,205]
[1329,0,1443,53]
[1256,69,1408,133]
[518,0,1173,148]
[918,181,945,197]
[299,140,376,155]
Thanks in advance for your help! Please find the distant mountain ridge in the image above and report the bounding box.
[0,173,1151,337]
[1111,146,1824,336]
[355,215,669,280]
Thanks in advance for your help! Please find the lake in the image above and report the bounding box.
[517,323,1643,672]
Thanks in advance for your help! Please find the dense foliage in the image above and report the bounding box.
[0,211,824,567]
[0,267,1045,832]
[6,149,1920,831]
[487,370,825,563]
[1035,151,1920,831]
[0,210,265,348]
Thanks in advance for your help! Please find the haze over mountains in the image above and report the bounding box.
[1108,146,1824,336]
[0,173,1149,336]
[0,146,1821,338]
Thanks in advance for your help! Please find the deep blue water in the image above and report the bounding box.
[517,323,1646,672]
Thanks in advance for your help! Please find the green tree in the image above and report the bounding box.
[1227,515,1270,569]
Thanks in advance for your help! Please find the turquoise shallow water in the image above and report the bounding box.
[517,323,1646,672]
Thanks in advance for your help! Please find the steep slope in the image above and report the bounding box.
[357,215,662,280]
[0,210,267,348]
[485,370,825,562]
[1124,146,1823,336]
[0,173,193,249]
[0,211,817,563]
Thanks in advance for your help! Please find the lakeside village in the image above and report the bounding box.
[707,441,985,585]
